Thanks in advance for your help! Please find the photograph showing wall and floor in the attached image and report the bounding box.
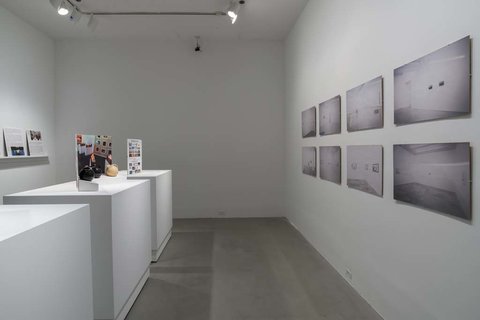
[319,96,341,136]
[394,36,471,125]
[394,143,471,220]
[347,76,383,132]
[319,146,341,184]
[302,106,316,138]
[302,147,317,177]
[347,145,383,197]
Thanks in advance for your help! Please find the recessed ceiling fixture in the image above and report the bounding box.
[49,0,246,29]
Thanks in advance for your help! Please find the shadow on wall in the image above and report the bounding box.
[0,158,50,171]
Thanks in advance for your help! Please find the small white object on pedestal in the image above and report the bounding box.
[0,204,93,320]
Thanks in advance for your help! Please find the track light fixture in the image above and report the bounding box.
[226,1,239,24]
[49,0,71,16]
[49,0,246,29]
[58,4,69,16]
[226,1,245,24]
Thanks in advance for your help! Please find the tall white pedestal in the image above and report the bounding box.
[122,170,173,262]
[0,204,93,320]
[4,179,151,320]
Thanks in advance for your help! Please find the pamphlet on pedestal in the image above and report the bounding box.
[127,139,142,175]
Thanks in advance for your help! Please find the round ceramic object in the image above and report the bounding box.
[79,166,95,181]
[93,167,103,179]
[106,164,119,177]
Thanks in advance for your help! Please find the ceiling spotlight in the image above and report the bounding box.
[49,0,72,16]
[226,1,239,24]
[226,0,245,24]
[57,1,71,15]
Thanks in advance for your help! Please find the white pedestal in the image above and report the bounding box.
[0,204,93,320]
[4,179,152,320]
[121,170,173,262]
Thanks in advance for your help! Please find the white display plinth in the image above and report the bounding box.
[121,170,173,262]
[4,178,152,320]
[0,204,93,320]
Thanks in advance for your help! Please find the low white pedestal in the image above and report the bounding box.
[121,170,173,262]
[4,179,152,320]
[0,204,93,320]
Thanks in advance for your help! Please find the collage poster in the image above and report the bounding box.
[127,139,142,175]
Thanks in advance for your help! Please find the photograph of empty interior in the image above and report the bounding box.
[319,95,341,136]
[347,76,383,132]
[394,37,471,125]
[302,146,317,177]
[347,145,383,196]
[319,146,341,184]
[301,106,316,137]
[394,143,471,220]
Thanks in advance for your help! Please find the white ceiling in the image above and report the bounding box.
[0,0,308,40]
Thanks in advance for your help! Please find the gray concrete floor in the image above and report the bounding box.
[126,218,383,320]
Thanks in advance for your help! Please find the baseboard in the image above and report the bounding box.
[152,229,172,262]
[113,267,150,320]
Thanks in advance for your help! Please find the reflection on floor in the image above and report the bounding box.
[394,108,467,125]
[126,218,382,320]
[347,179,380,196]
[394,182,466,219]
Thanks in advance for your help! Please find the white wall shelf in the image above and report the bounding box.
[0,155,49,163]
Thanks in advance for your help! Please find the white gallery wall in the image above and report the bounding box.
[55,39,284,218]
[0,6,56,200]
[284,0,480,319]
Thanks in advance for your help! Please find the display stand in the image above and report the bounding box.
[122,170,173,262]
[4,179,152,320]
[0,204,93,320]
[78,180,99,191]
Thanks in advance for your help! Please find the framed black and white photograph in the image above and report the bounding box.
[319,146,341,184]
[302,147,317,177]
[302,106,316,138]
[347,145,383,196]
[347,76,383,132]
[319,95,341,136]
[394,142,471,220]
[394,36,471,125]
